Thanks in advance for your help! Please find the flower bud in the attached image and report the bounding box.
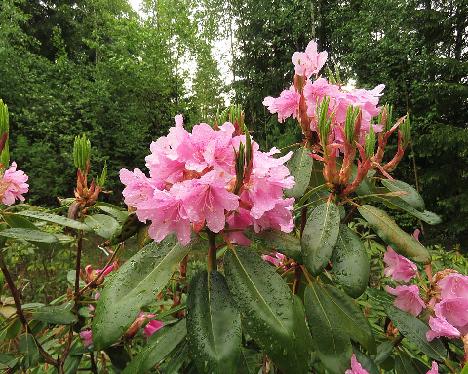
[344,106,360,143]
[97,160,107,187]
[365,124,376,158]
[317,97,332,147]
[0,100,10,167]
[73,134,91,171]
[378,104,393,132]
[400,114,411,147]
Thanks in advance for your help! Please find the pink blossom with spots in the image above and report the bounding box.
[0,162,28,206]
[262,88,300,123]
[385,285,425,316]
[383,247,418,282]
[292,40,328,78]
[143,319,164,338]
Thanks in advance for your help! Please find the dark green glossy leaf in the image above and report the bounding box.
[122,320,186,374]
[301,201,340,274]
[304,282,352,374]
[19,334,39,369]
[256,230,302,263]
[105,345,131,371]
[2,213,37,229]
[30,302,77,325]
[0,228,58,243]
[84,214,120,239]
[381,179,424,211]
[357,205,430,262]
[374,340,394,364]
[285,146,314,198]
[16,210,90,231]
[353,349,379,374]
[331,225,369,297]
[0,318,21,341]
[386,305,446,360]
[187,270,241,374]
[224,247,312,373]
[93,238,190,350]
[320,284,375,353]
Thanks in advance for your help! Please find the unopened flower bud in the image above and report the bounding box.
[317,97,332,147]
[400,114,411,147]
[344,106,360,143]
[0,100,10,167]
[365,124,376,158]
[73,134,91,171]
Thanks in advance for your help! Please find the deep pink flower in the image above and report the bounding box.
[434,298,468,335]
[345,354,369,374]
[80,330,93,347]
[0,162,28,205]
[120,116,295,245]
[263,88,300,123]
[143,319,164,338]
[426,361,438,374]
[261,252,287,268]
[383,247,418,282]
[385,285,425,316]
[426,315,460,341]
[292,40,328,77]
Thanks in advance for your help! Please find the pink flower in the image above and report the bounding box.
[263,88,300,123]
[426,361,438,374]
[383,247,418,282]
[84,262,117,284]
[385,285,425,316]
[120,116,295,245]
[345,354,369,374]
[143,319,164,338]
[0,162,28,205]
[261,252,287,268]
[438,273,468,300]
[426,315,460,341]
[292,40,328,77]
[434,298,468,335]
[80,330,93,347]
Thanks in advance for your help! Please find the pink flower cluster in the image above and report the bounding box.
[427,273,468,341]
[263,40,384,143]
[383,234,468,343]
[0,162,28,206]
[120,115,294,245]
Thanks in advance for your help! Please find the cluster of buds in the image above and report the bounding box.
[81,262,118,287]
[69,134,107,217]
[313,102,411,196]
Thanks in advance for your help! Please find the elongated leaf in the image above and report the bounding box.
[357,205,430,262]
[256,230,302,263]
[224,247,312,373]
[353,349,379,374]
[394,352,414,374]
[304,282,352,374]
[320,284,375,353]
[0,228,58,243]
[122,320,186,374]
[331,225,369,297]
[386,305,446,360]
[187,271,241,373]
[30,302,77,325]
[2,214,37,230]
[381,179,424,211]
[84,214,120,239]
[16,211,90,231]
[96,204,129,223]
[301,201,340,274]
[376,195,441,225]
[93,238,190,349]
[285,146,313,198]
[19,334,39,369]
[374,341,394,364]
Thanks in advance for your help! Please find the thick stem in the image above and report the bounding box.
[207,230,217,272]
[0,252,58,366]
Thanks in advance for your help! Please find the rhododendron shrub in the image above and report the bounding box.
[0,43,466,374]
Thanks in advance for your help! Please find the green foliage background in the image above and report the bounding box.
[0,0,466,246]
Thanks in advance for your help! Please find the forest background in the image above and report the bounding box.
[0,0,466,249]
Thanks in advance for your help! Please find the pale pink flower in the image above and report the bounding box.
[426,361,438,374]
[120,116,295,245]
[383,247,418,282]
[438,273,468,300]
[345,354,369,374]
[143,319,164,338]
[0,162,28,205]
[80,330,93,348]
[434,298,468,335]
[426,315,460,341]
[385,285,425,316]
[263,88,300,123]
[292,40,328,77]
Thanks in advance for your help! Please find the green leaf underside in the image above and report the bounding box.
[84,214,120,239]
[0,228,58,243]
[256,230,302,263]
[357,205,430,262]
[16,210,90,231]
[381,179,425,211]
[92,238,190,350]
